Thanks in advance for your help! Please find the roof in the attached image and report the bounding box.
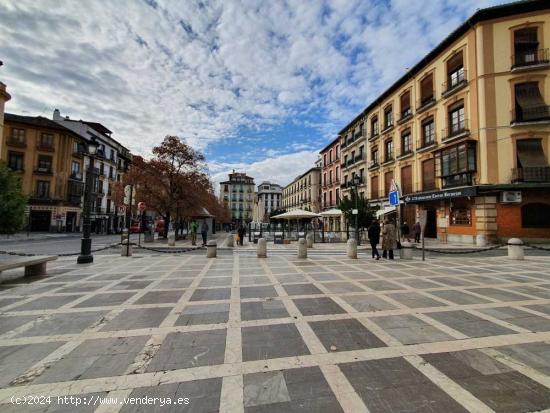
[82,121,112,135]
[338,0,550,135]
[4,113,81,137]
[319,135,341,154]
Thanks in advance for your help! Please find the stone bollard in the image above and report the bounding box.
[121,240,133,257]
[206,240,217,258]
[306,233,314,248]
[400,241,413,260]
[167,233,176,246]
[226,234,234,248]
[297,238,307,259]
[347,238,357,259]
[257,238,267,258]
[507,238,524,260]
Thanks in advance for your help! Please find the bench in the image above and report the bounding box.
[0,255,58,278]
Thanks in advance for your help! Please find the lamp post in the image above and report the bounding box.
[353,175,361,245]
[77,138,99,264]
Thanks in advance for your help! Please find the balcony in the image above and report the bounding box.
[511,48,550,71]
[380,123,394,134]
[442,172,474,188]
[416,136,437,153]
[442,70,467,97]
[397,108,413,124]
[368,160,380,171]
[96,149,105,159]
[368,132,379,142]
[511,167,550,183]
[34,167,52,176]
[416,95,436,113]
[70,172,83,181]
[37,143,55,152]
[511,106,550,125]
[441,119,470,142]
[6,137,26,148]
[397,149,414,160]
[381,154,395,166]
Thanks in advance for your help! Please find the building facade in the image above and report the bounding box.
[0,82,10,145]
[1,113,86,232]
[253,181,282,222]
[320,136,342,210]
[338,0,550,244]
[53,110,132,234]
[282,167,322,212]
[219,171,255,224]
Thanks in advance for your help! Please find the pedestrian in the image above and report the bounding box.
[401,221,410,242]
[190,220,198,245]
[238,223,246,246]
[382,219,397,260]
[413,221,421,243]
[200,221,209,246]
[367,219,381,260]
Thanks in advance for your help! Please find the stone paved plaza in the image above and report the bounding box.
[1,252,550,412]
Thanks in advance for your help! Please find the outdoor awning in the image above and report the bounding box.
[516,83,546,110]
[376,205,396,218]
[319,208,343,217]
[271,209,321,219]
[517,139,548,167]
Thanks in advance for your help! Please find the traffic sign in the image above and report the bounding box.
[389,179,398,193]
[138,201,146,211]
[388,191,399,206]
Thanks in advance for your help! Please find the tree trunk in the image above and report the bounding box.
[163,213,170,239]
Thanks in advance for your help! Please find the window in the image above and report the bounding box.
[401,130,412,154]
[401,166,412,194]
[106,199,111,213]
[359,168,364,183]
[384,171,394,196]
[371,116,379,136]
[522,203,550,228]
[323,173,327,186]
[336,166,339,181]
[384,139,394,162]
[422,118,435,146]
[37,155,52,172]
[447,52,465,90]
[451,207,471,225]
[336,145,340,159]
[8,152,24,171]
[323,154,327,166]
[449,104,465,135]
[99,162,104,175]
[400,91,411,118]
[336,188,340,203]
[329,150,332,163]
[329,191,333,206]
[384,106,393,129]
[71,161,81,175]
[420,74,434,105]
[358,145,364,160]
[224,185,228,191]
[422,159,436,191]
[39,133,54,148]
[371,149,379,166]
[36,180,50,198]
[329,170,333,184]
[436,142,476,188]
[513,27,540,67]
[10,128,26,144]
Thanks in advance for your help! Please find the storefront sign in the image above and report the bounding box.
[403,187,477,203]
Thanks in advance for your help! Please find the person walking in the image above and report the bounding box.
[367,219,381,260]
[237,223,246,246]
[382,219,397,260]
[401,221,410,242]
[413,221,421,243]
[200,221,209,246]
[190,220,198,246]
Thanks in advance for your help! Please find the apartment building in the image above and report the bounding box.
[53,110,132,234]
[282,167,322,212]
[320,136,342,209]
[339,0,550,244]
[0,82,10,144]
[219,171,255,224]
[1,113,86,232]
[253,181,283,222]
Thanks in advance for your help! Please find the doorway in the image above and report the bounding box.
[66,212,77,232]
[30,210,51,232]
[425,208,437,238]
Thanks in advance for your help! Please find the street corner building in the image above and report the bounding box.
[337,0,550,245]
[219,170,255,225]
[282,165,322,213]
[320,136,344,231]
[0,109,131,233]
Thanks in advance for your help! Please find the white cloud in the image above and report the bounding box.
[1,0,500,167]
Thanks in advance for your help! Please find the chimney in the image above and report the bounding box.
[53,109,62,120]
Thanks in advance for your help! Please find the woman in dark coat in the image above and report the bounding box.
[367,220,381,260]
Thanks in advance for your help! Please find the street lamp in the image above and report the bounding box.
[77,138,99,264]
[353,175,361,245]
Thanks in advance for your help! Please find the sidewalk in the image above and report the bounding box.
[0,232,81,243]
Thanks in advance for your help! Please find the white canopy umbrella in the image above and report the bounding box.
[271,209,321,219]
[376,205,396,218]
[319,208,343,217]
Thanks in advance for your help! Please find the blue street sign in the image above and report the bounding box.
[389,190,399,206]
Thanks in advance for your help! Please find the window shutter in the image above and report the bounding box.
[447,51,463,73]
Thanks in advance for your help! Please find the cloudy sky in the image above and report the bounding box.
[1,0,498,188]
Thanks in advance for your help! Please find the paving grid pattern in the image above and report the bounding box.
[0,253,549,412]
